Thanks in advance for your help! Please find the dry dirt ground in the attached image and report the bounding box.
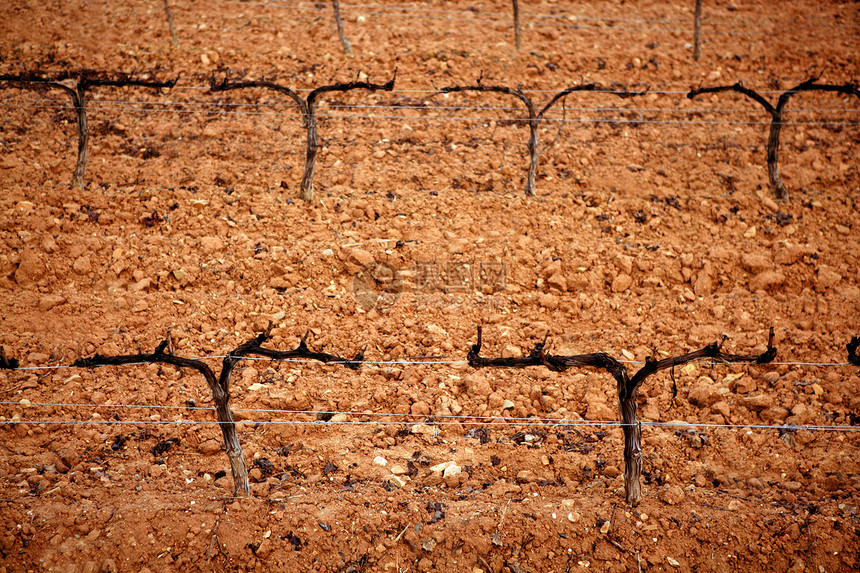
[1,0,859,571]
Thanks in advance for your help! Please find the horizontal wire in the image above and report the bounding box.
[6,353,856,370]
[5,97,860,115]
[212,0,860,36]
[2,104,857,126]
[3,84,831,96]
[2,416,858,433]
[4,400,858,430]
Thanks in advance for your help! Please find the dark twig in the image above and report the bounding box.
[0,347,19,370]
[467,325,777,505]
[229,322,365,369]
[210,69,396,202]
[0,70,178,189]
[688,77,860,200]
[848,337,860,366]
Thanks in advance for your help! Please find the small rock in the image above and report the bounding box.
[465,373,492,398]
[516,470,537,483]
[501,399,515,410]
[711,401,731,418]
[410,400,431,416]
[741,394,773,412]
[129,278,152,292]
[584,388,614,420]
[410,423,436,436]
[659,484,685,505]
[774,245,807,266]
[600,521,611,534]
[386,475,408,488]
[732,374,756,394]
[198,439,222,455]
[373,456,388,467]
[749,270,785,291]
[390,465,407,475]
[667,556,680,567]
[442,464,462,478]
[148,464,164,478]
[347,248,374,267]
[760,406,789,423]
[255,537,271,559]
[14,250,45,285]
[760,195,779,212]
[503,344,523,358]
[199,236,224,254]
[816,266,842,290]
[611,273,633,293]
[73,255,92,274]
[538,292,559,310]
[546,272,567,292]
[41,235,57,253]
[743,225,757,238]
[741,253,771,274]
[603,465,621,478]
[39,294,66,311]
[687,376,719,407]
[430,461,455,473]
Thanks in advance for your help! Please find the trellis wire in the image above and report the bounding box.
[6,97,860,114]
[6,355,857,370]
[1,103,857,126]
[4,417,860,433]
[210,0,860,38]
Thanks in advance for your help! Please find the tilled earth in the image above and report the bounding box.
[0,0,859,571]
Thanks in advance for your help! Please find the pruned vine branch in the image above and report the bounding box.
[209,69,396,202]
[441,79,644,196]
[68,323,366,496]
[234,322,366,369]
[0,70,178,189]
[468,325,777,505]
[688,77,860,200]
[73,333,252,496]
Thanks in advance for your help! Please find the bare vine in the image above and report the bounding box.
[209,69,396,202]
[468,325,777,505]
[688,77,859,200]
[0,70,178,189]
